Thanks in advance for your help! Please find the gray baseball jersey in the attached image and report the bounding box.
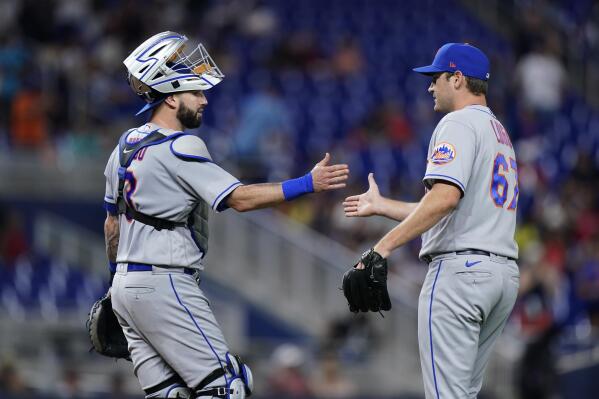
[104,122,241,269]
[416,105,520,399]
[104,122,242,393]
[420,105,519,260]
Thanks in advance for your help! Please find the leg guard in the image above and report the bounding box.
[195,352,253,398]
[225,352,254,396]
[145,375,192,398]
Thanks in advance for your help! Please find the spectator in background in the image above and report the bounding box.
[512,5,546,58]
[270,31,325,72]
[0,33,28,133]
[233,85,294,181]
[106,373,129,399]
[56,368,82,399]
[515,31,566,114]
[331,37,364,78]
[310,351,357,398]
[516,324,561,399]
[380,102,414,147]
[575,235,599,337]
[0,361,33,398]
[324,314,378,363]
[10,77,49,150]
[17,0,56,45]
[58,129,102,162]
[516,230,564,336]
[0,210,29,266]
[266,344,312,398]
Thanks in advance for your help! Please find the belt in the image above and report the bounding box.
[127,263,197,276]
[421,249,517,264]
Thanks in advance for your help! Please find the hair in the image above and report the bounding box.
[465,77,487,96]
[443,73,488,96]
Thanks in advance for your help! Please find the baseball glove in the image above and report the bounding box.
[86,290,130,360]
[342,248,392,313]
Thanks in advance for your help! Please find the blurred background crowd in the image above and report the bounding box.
[1,0,599,398]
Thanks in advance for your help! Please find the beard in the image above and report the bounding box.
[177,102,202,129]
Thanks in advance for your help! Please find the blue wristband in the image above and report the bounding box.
[282,173,314,201]
[109,261,117,273]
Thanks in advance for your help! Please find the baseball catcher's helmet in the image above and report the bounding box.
[123,31,224,115]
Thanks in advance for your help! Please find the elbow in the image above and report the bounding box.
[443,195,460,212]
[431,192,460,216]
[438,197,460,216]
[437,191,460,214]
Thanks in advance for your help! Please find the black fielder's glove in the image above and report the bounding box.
[86,290,130,360]
[342,248,392,313]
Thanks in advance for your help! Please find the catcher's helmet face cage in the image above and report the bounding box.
[123,31,224,114]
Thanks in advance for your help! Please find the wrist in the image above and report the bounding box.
[282,173,314,201]
[373,243,391,259]
[371,200,383,217]
[108,261,117,273]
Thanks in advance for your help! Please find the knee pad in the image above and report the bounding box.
[195,353,253,398]
[225,352,253,396]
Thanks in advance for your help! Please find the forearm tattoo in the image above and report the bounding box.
[105,217,119,262]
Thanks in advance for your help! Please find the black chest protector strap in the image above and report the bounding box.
[116,130,187,231]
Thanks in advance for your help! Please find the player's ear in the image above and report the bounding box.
[453,71,465,90]
[164,94,178,109]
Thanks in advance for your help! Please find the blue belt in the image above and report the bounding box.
[127,263,196,275]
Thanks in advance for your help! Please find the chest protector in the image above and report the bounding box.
[116,129,210,256]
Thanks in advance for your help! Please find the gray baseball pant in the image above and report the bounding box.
[417,253,519,399]
[111,264,230,392]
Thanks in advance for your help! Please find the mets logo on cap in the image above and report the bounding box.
[429,142,456,164]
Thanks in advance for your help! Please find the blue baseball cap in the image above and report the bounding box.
[413,43,490,81]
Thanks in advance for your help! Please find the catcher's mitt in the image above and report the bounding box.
[342,248,392,313]
[86,290,130,359]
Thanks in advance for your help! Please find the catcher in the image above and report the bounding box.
[88,31,349,399]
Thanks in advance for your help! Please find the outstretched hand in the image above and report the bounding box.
[343,173,381,217]
[311,153,349,192]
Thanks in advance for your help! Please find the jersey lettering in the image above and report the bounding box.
[133,147,148,161]
[490,120,513,148]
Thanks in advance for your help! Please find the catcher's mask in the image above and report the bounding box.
[123,31,224,116]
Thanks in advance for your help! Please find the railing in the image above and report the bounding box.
[34,212,107,275]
